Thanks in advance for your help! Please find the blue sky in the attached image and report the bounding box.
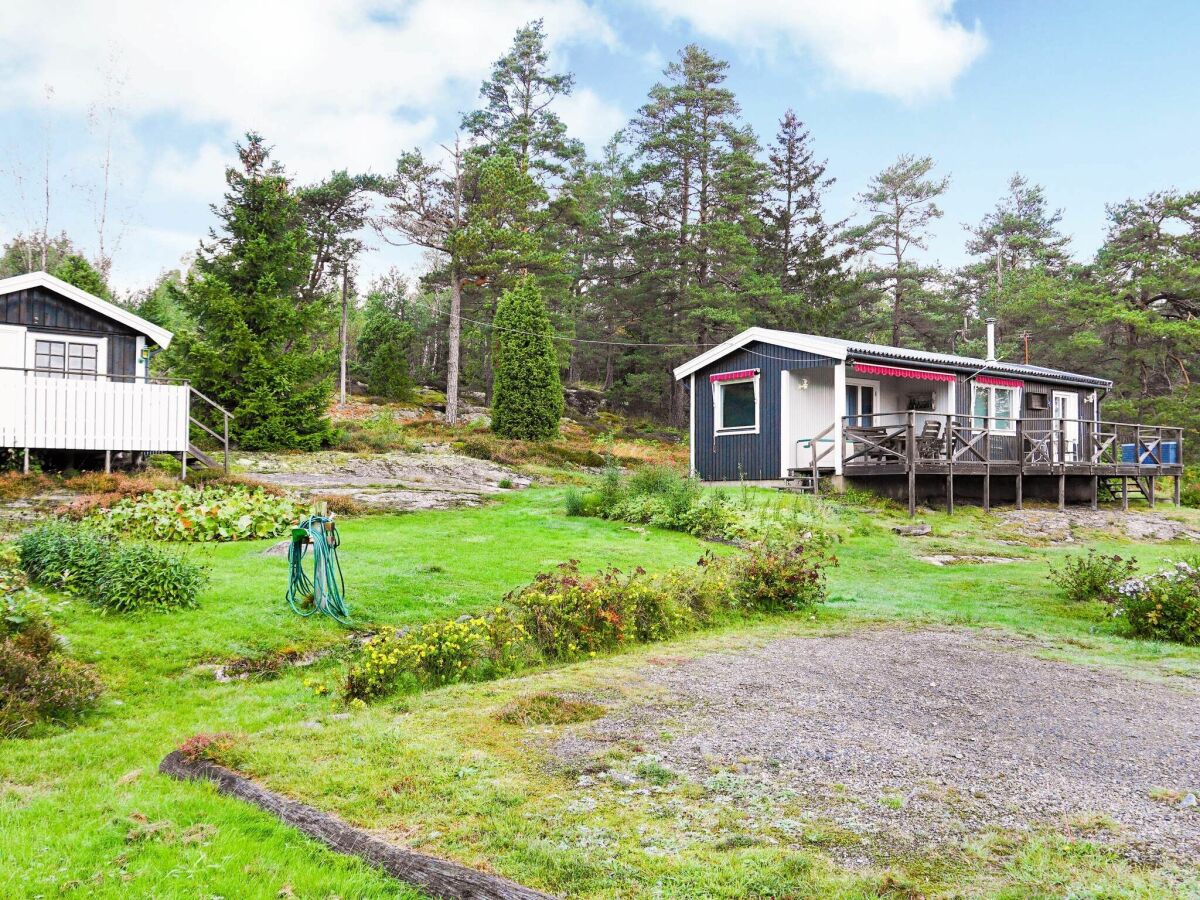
[0,0,1195,294]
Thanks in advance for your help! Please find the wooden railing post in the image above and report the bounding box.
[945,413,954,515]
[1057,418,1066,510]
[223,411,230,474]
[1015,419,1023,510]
[906,410,916,518]
[811,435,820,497]
[983,418,991,513]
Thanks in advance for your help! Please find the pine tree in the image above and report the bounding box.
[491,277,563,440]
[356,289,415,400]
[759,110,846,331]
[51,254,112,300]
[175,133,333,450]
[844,154,950,346]
[461,20,583,180]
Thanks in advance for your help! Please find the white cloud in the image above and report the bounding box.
[557,88,627,153]
[643,0,986,101]
[0,0,616,182]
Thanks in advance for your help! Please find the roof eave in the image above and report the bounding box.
[0,271,174,348]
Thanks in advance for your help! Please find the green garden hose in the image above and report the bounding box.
[286,515,351,626]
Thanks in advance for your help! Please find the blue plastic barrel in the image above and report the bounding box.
[1120,441,1178,465]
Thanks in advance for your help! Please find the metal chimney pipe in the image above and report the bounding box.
[985,317,997,362]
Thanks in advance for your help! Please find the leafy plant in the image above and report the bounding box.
[1112,558,1200,645]
[92,485,301,542]
[1049,550,1138,605]
[730,539,834,613]
[17,522,207,613]
[566,465,740,540]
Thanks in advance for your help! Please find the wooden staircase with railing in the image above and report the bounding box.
[183,386,233,476]
[783,423,838,495]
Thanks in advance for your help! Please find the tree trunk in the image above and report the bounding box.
[159,751,555,900]
[446,275,462,425]
[338,268,350,405]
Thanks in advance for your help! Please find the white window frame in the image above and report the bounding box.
[845,378,879,427]
[971,381,1020,435]
[713,373,760,436]
[25,332,108,379]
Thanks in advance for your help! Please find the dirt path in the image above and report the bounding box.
[240,450,531,511]
[555,628,1200,863]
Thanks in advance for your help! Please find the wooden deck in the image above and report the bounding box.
[792,411,1185,516]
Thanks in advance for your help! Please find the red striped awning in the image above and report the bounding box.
[709,369,758,383]
[852,361,956,383]
[976,374,1024,388]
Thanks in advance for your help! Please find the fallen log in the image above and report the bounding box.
[159,750,556,900]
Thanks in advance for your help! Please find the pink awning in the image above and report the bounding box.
[852,361,956,383]
[709,369,758,383]
[976,374,1024,388]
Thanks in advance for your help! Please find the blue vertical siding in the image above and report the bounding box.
[693,341,834,481]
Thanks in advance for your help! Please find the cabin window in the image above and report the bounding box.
[33,339,100,380]
[845,382,877,427]
[714,375,759,434]
[972,383,1019,433]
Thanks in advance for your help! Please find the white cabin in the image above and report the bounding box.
[0,272,223,472]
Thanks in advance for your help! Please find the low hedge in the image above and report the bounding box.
[17,523,207,613]
[344,536,835,702]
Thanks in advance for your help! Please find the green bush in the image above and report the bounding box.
[566,465,740,540]
[1049,550,1138,605]
[1113,559,1200,645]
[343,540,834,703]
[730,539,834,613]
[1,550,102,736]
[491,277,564,441]
[17,523,207,613]
[1181,466,1200,508]
[92,485,300,542]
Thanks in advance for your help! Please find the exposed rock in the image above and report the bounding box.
[564,387,604,420]
[892,523,932,536]
[919,555,1018,566]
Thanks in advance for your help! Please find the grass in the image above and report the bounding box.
[3,484,1200,897]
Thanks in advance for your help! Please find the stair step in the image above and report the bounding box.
[187,443,221,470]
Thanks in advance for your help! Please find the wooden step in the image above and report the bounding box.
[187,443,221,470]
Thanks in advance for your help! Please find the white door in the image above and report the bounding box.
[1052,391,1080,462]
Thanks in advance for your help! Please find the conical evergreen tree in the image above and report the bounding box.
[491,277,563,440]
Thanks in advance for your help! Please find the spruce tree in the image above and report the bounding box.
[491,277,563,440]
[175,134,333,450]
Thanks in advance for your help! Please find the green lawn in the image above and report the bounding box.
[2,487,1199,898]
[0,490,718,899]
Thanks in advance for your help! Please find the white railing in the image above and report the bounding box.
[0,368,189,453]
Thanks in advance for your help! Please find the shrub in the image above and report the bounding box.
[17,522,207,613]
[563,487,585,517]
[345,614,526,700]
[568,465,740,540]
[1181,466,1200,508]
[508,562,632,659]
[178,732,241,764]
[92,485,301,542]
[491,277,564,441]
[1113,559,1200,645]
[730,539,835,613]
[0,557,102,736]
[1049,550,1138,605]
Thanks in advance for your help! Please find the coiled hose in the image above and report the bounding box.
[286,514,351,626]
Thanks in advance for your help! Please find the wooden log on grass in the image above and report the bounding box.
[159,750,556,900]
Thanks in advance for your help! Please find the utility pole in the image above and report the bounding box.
[1020,331,1031,365]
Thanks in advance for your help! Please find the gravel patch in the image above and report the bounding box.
[555,629,1200,862]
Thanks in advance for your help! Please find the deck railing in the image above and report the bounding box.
[0,367,233,474]
[839,410,1184,515]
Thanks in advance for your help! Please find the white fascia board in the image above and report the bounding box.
[672,327,845,381]
[0,272,174,349]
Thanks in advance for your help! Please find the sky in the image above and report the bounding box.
[0,0,1196,295]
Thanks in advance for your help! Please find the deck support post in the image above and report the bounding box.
[1090,475,1098,510]
[906,411,916,518]
[983,428,991,513]
[1176,474,1183,507]
[180,450,187,482]
[104,450,112,474]
[945,413,954,515]
[946,473,954,515]
[1058,471,1066,510]
[1121,476,1129,510]
[1015,472,1023,510]
[22,448,29,475]
[1149,476,1156,508]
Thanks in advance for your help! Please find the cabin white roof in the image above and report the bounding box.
[0,271,174,349]
[672,326,1111,389]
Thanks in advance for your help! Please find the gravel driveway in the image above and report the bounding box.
[557,629,1200,862]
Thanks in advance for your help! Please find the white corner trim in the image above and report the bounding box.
[688,372,696,476]
[0,271,173,348]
